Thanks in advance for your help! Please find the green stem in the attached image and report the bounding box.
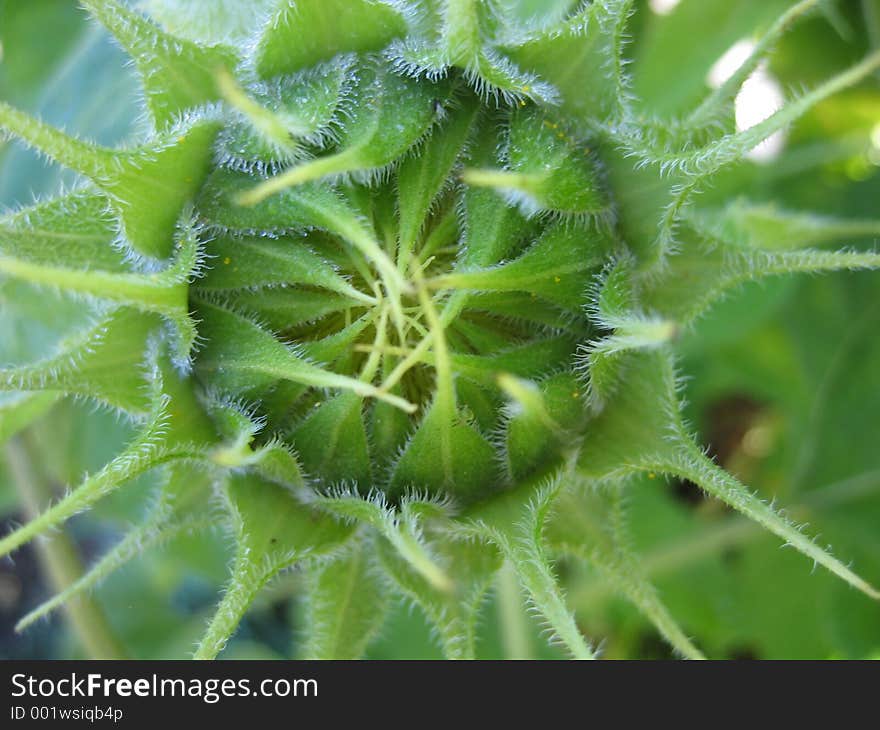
[569,468,880,609]
[497,560,532,660]
[688,0,821,127]
[194,558,267,660]
[659,439,880,599]
[4,436,126,659]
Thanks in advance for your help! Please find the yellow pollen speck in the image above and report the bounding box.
[223,257,231,265]
[177,136,186,143]
[521,85,531,92]
[572,391,579,399]
[554,276,561,283]
[648,472,656,479]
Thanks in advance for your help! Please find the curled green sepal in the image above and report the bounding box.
[194,473,355,659]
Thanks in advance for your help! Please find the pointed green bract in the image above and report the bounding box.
[225,288,357,331]
[293,392,372,486]
[0,218,201,360]
[193,299,415,412]
[217,59,354,172]
[15,502,212,632]
[547,487,705,659]
[255,0,406,79]
[641,243,880,325]
[396,103,478,272]
[200,168,408,304]
[81,0,239,128]
[463,108,609,218]
[503,372,584,481]
[0,309,156,415]
[301,544,390,659]
[685,200,880,252]
[377,531,501,659]
[505,2,629,120]
[436,221,610,310]
[196,234,370,304]
[241,59,445,202]
[0,393,208,559]
[576,349,880,600]
[2,0,879,661]
[0,104,219,260]
[195,473,354,659]
[390,398,497,499]
[461,477,596,660]
[0,193,125,271]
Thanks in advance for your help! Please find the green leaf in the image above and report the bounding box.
[225,288,357,332]
[205,398,306,489]
[199,169,408,312]
[449,336,578,388]
[0,308,156,416]
[1,214,200,361]
[193,298,415,412]
[194,473,355,659]
[195,234,371,305]
[458,122,532,268]
[81,0,239,128]
[301,543,389,659]
[0,392,206,559]
[0,105,220,260]
[376,530,502,659]
[687,0,824,128]
[435,221,609,310]
[309,490,453,593]
[583,257,677,408]
[396,102,479,272]
[462,108,609,219]
[505,1,629,120]
[400,0,558,104]
[240,59,445,202]
[139,0,278,46]
[502,372,585,481]
[547,487,705,659]
[461,476,596,659]
[641,241,880,325]
[576,349,880,601]
[0,193,126,271]
[216,59,354,173]
[0,392,59,445]
[599,144,684,266]
[15,467,214,631]
[292,392,373,487]
[390,398,498,500]
[255,0,406,78]
[626,49,880,179]
[684,199,880,252]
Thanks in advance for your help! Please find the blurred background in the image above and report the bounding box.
[1,0,879,659]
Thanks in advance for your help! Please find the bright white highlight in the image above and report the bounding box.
[870,123,880,166]
[871,122,880,151]
[649,0,681,15]
[707,40,757,89]
[707,39,786,163]
[736,70,786,162]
